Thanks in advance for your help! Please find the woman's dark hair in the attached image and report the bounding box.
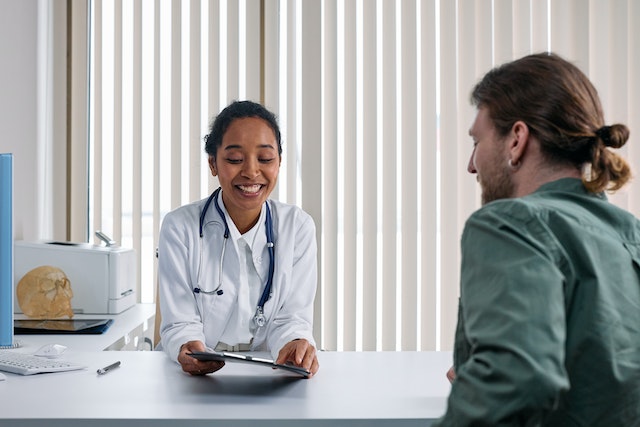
[204,100,282,158]
[470,52,631,193]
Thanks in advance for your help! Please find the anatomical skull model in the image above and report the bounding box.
[17,265,74,319]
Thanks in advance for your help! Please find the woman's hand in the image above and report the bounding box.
[275,339,319,378]
[177,340,225,376]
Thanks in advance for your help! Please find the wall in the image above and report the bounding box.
[0,0,66,242]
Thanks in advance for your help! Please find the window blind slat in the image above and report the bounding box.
[341,0,358,351]
[91,1,104,241]
[438,0,461,352]
[113,0,123,241]
[512,0,532,56]
[419,0,438,351]
[133,0,143,300]
[493,0,514,65]
[299,0,323,349]
[170,0,182,210]
[381,0,398,351]
[189,0,202,202]
[285,1,298,203]
[531,0,550,52]
[605,1,630,210]
[245,0,261,101]
[319,0,338,351]
[361,0,379,351]
[400,0,418,351]
[152,0,161,297]
[206,0,221,195]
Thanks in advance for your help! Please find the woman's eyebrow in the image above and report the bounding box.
[223,143,276,151]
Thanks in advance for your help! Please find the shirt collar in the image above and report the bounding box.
[216,193,266,250]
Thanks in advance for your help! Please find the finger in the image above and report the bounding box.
[275,345,295,365]
[295,340,315,365]
[446,367,456,383]
[300,346,316,370]
[309,356,319,376]
[187,360,225,375]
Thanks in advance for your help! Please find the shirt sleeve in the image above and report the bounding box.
[434,202,571,425]
[157,208,206,363]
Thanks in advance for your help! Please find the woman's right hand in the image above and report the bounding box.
[177,340,225,375]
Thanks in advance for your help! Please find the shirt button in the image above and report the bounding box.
[255,257,263,264]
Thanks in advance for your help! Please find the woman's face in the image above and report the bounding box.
[208,117,281,230]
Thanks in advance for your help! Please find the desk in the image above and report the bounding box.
[14,303,156,351]
[0,350,452,426]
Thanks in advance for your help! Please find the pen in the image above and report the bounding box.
[97,361,121,375]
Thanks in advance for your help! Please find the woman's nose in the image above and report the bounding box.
[241,158,260,177]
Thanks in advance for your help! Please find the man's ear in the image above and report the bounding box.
[508,120,530,165]
[208,156,217,176]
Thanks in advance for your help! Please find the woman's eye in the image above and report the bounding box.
[226,158,242,164]
[259,158,276,163]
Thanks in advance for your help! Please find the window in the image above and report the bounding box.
[74,0,640,351]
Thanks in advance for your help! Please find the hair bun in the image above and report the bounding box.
[596,124,629,149]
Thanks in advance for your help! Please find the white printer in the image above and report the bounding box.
[13,240,136,315]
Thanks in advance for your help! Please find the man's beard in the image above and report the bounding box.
[479,162,515,205]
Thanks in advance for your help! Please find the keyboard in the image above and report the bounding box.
[0,351,86,375]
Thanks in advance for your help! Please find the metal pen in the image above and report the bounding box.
[97,361,121,375]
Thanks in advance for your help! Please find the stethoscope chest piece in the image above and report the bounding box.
[254,308,267,328]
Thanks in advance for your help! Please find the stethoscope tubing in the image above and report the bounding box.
[195,187,275,326]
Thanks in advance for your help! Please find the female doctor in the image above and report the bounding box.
[157,100,319,377]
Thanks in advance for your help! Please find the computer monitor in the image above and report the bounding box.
[0,153,13,347]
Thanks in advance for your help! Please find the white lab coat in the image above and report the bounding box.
[157,195,318,363]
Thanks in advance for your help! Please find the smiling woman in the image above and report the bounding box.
[157,100,320,378]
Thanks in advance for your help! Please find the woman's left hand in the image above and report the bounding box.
[275,339,319,378]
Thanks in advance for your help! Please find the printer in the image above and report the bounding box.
[13,240,136,315]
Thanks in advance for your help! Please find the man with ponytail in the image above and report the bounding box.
[434,52,640,426]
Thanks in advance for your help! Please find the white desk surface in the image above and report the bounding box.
[13,303,155,351]
[0,349,452,426]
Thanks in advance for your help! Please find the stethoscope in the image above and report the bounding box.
[193,187,275,328]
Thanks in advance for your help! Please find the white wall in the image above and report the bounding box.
[0,0,66,242]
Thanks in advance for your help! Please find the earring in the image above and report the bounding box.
[508,159,521,169]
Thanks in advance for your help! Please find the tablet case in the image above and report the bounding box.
[188,350,311,377]
[14,319,114,335]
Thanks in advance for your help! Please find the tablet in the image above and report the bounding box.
[188,350,311,378]
[14,319,114,335]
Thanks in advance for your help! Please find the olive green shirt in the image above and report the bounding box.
[434,178,640,426]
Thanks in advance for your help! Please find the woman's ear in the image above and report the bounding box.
[208,156,217,177]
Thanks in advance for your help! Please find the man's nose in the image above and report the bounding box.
[467,154,477,174]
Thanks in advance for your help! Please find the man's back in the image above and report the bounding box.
[440,178,640,426]
[523,179,640,425]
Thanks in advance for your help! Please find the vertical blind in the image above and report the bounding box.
[74,0,640,352]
